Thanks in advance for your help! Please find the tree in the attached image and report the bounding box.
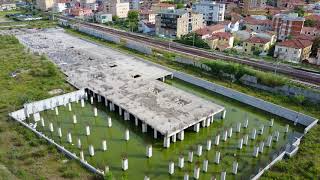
[127,10,139,32]
[176,3,184,9]
[294,6,305,17]
[174,32,210,49]
[304,19,316,27]
[311,36,320,56]
[112,15,119,22]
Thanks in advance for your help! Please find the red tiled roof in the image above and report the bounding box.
[195,24,225,36]
[245,37,270,44]
[277,39,313,49]
[293,34,315,41]
[212,32,232,40]
[305,14,320,22]
[244,17,272,26]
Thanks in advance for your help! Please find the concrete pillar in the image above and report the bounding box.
[232,161,238,175]
[197,145,202,156]
[105,99,108,107]
[107,117,112,127]
[201,120,206,127]
[251,129,256,140]
[119,107,122,116]
[49,122,54,132]
[188,151,193,162]
[144,176,150,180]
[105,166,109,174]
[172,134,177,143]
[244,118,248,128]
[80,150,84,161]
[194,166,200,179]
[221,110,226,119]
[270,118,274,127]
[94,107,98,117]
[285,124,289,133]
[184,173,189,180]
[58,127,62,138]
[73,114,77,124]
[81,99,85,107]
[206,139,212,151]
[253,146,259,157]
[215,151,220,164]
[221,171,226,180]
[68,103,72,112]
[55,107,59,116]
[125,129,130,141]
[274,131,280,142]
[203,159,208,172]
[109,103,113,111]
[90,96,94,104]
[153,129,158,139]
[102,140,107,151]
[210,115,214,123]
[85,92,88,100]
[194,123,200,132]
[168,161,174,175]
[178,131,184,141]
[206,118,211,127]
[259,125,264,135]
[266,135,272,147]
[215,134,220,146]
[228,127,233,138]
[122,158,128,171]
[135,116,138,126]
[163,136,170,148]
[142,123,147,133]
[178,155,184,168]
[222,130,227,142]
[243,134,249,146]
[259,142,264,153]
[97,95,101,102]
[236,122,241,133]
[146,145,152,158]
[238,138,243,150]
[86,125,90,136]
[67,132,72,143]
[77,138,81,149]
[41,118,45,127]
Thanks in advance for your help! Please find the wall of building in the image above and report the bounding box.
[126,40,153,54]
[78,25,121,44]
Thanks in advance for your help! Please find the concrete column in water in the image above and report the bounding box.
[221,171,226,180]
[228,127,233,138]
[266,135,272,147]
[243,134,249,145]
[270,118,274,127]
[206,139,212,151]
[259,142,264,153]
[201,119,206,127]
[153,129,158,139]
[144,176,150,180]
[253,146,259,157]
[97,95,101,102]
[178,155,184,168]
[194,165,200,179]
[105,166,110,174]
[81,99,85,107]
[105,99,108,107]
[67,132,72,143]
[206,117,211,127]
[107,117,112,127]
[193,123,200,132]
[163,136,170,148]
[142,123,147,133]
[88,145,95,155]
[94,107,98,117]
[184,173,189,180]
[285,124,289,133]
[90,96,94,104]
[215,151,220,164]
[221,110,226,119]
[146,145,152,158]
[215,134,220,146]
[135,116,138,126]
[58,127,62,138]
[80,150,84,161]
[197,145,202,156]
[109,102,113,111]
[55,107,59,116]
[77,138,81,149]
[244,118,249,128]
[49,122,54,132]
[236,122,241,133]
[102,140,107,151]
[203,159,208,172]
[86,125,90,136]
[251,129,256,140]
[259,125,264,135]
[125,129,130,141]
[168,161,174,175]
[274,131,280,142]
[172,134,177,143]
[222,130,228,142]
[68,103,72,112]
[73,114,77,124]
[41,118,45,127]
[84,92,88,100]
[188,151,193,162]
[178,131,184,141]
[238,138,243,149]
[232,161,238,175]
[119,107,122,116]
[122,158,128,171]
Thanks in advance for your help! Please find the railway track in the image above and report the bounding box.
[58,16,320,85]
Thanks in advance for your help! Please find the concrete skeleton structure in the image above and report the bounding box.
[16,28,225,148]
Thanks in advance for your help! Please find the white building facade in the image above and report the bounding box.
[192,0,225,25]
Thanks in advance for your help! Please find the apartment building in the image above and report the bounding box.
[274,39,313,63]
[192,0,225,25]
[272,13,305,40]
[36,0,54,11]
[104,0,130,18]
[155,9,204,38]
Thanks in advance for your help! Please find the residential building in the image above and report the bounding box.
[80,0,96,4]
[0,3,16,11]
[95,12,112,23]
[155,9,204,38]
[104,0,130,18]
[67,7,93,17]
[151,3,175,13]
[36,0,54,10]
[53,3,67,13]
[192,0,225,25]
[242,36,273,55]
[195,24,225,39]
[272,13,305,40]
[315,48,320,65]
[206,32,234,51]
[84,3,99,11]
[274,39,312,63]
[138,20,156,34]
[139,10,156,23]
[243,16,272,32]
[129,0,141,10]
[223,20,239,33]
[301,27,320,37]
[243,0,266,9]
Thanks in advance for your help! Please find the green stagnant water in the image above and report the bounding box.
[27,78,304,180]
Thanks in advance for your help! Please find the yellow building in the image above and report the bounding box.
[36,0,54,11]
[242,36,273,55]
[206,32,234,51]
